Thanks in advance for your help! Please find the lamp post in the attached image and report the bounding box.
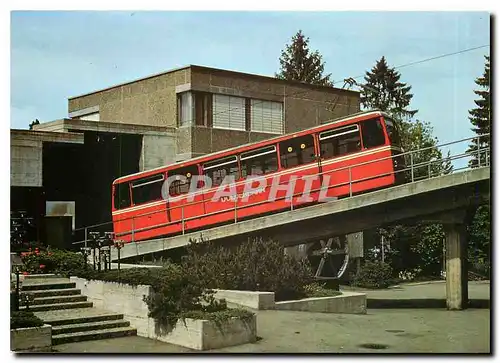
[113,240,125,278]
[88,232,100,270]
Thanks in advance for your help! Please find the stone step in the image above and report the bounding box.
[21,295,87,306]
[52,319,131,335]
[20,301,93,312]
[52,326,137,345]
[22,282,76,291]
[25,288,82,298]
[22,274,61,280]
[35,307,124,326]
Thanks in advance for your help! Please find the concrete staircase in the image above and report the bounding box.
[20,275,136,345]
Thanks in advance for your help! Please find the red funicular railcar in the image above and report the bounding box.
[111,110,405,243]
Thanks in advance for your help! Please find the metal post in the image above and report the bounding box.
[181,206,185,234]
[349,167,353,197]
[410,152,414,182]
[15,268,20,312]
[477,136,481,167]
[84,227,88,248]
[381,235,385,263]
[131,218,135,243]
[234,194,238,223]
[428,161,431,179]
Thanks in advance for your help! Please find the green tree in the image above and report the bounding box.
[276,30,332,86]
[467,204,491,277]
[360,57,447,280]
[360,56,417,121]
[467,55,490,168]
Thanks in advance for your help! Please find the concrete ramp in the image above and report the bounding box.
[110,167,490,261]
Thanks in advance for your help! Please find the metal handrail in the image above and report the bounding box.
[74,133,490,245]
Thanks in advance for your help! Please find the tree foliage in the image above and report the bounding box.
[276,30,332,86]
[360,56,417,121]
[467,55,491,168]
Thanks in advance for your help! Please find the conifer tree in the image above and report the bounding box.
[360,56,417,121]
[276,30,332,86]
[467,55,490,168]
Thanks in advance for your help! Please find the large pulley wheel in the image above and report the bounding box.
[306,236,349,280]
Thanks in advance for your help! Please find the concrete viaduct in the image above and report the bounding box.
[109,166,490,311]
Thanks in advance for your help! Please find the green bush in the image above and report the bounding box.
[73,264,230,328]
[351,261,393,289]
[11,311,44,330]
[21,249,89,276]
[182,237,314,301]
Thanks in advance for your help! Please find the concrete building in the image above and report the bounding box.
[12,65,360,244]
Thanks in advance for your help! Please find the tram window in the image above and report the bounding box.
[114,182,131,210]
[320,124,361,159]
[279,135,316,169]
[131,173,165,205]
[168,165,199,197]
[240,146,278,178]
[361,118,386,149]
[203,156,239,187]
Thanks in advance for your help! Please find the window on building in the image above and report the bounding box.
[194,92,213,127]
[212,94,246,131]
[279,135,316,169]
[177,92,193,127]
[168,165,199,197]
[131,173,165,205]
[114,182,131,210]
[240,145,278,178]
[361,117,386,149]
[250,100,283,134]
[319,124,361,159]
[203,156,239,186]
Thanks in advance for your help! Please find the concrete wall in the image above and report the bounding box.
[68,66,360,159]
[10,324,52,352]
[140,134,177,170]
[10,130,83,187]
[68,68,191,128]
[11,137,42,187]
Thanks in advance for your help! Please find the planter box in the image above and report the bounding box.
[70,277,256,350]
[11,324,52,352]
[214,289,275,310]
[156,316,256,350]
[215,289,366,314]
[274,292,367,314]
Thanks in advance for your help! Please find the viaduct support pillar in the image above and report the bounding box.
[444,223,468,310]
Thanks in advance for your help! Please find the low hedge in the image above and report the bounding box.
[21,249,89,276]
[351,261,393,289]
[182,237,315,301]
[11,311,44,330]
[73,264,240,328]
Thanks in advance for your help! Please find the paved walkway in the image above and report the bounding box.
[53,281,490,353]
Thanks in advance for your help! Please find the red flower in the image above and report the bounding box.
[23,272,29,275]
[39,264,46,269]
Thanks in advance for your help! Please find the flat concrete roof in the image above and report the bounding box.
[10,129,84,144]
[68,64,360,100]
[32,119,176,136]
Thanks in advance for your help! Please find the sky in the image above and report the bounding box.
[10,11,490,166]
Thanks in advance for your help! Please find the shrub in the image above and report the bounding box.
[182,237,314,301]
[11,311,44,330]
[21,249,89,276]
[303,282,342,298]
[73,264,230,329]
[351,261,393,289]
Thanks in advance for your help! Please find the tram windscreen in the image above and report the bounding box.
[384,118,402,147]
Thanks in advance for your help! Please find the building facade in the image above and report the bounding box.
[66,65,360,164]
